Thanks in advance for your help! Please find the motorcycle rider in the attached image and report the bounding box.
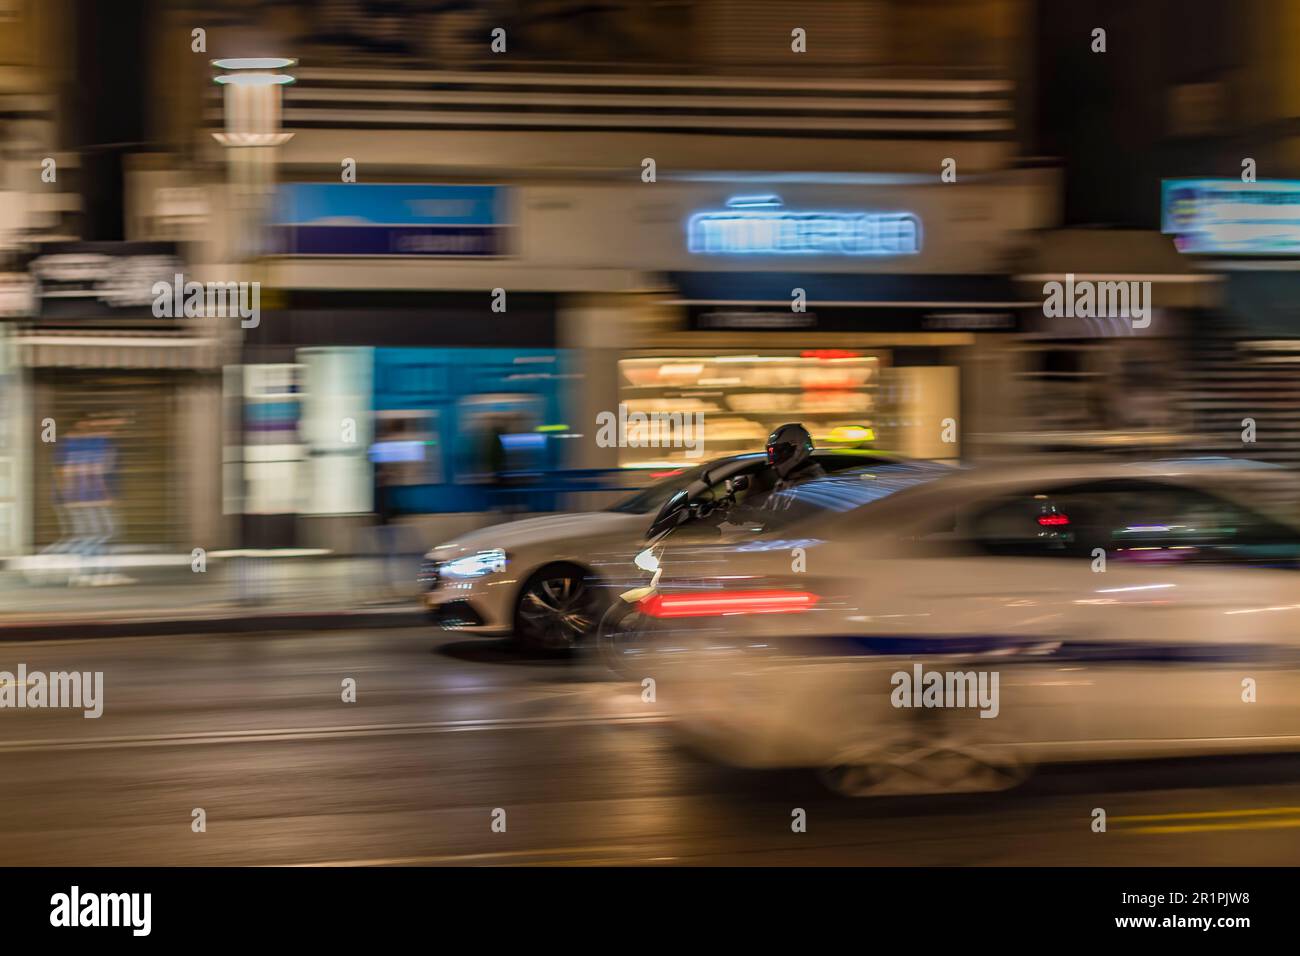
[748,422,825,500]
[664,423,827,535]
[698,423,826,528]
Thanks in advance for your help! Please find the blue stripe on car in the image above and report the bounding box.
[784,634,1286,664]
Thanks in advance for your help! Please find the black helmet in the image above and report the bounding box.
[765,422,814,478]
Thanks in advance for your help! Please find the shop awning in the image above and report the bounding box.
[17,331,221,369]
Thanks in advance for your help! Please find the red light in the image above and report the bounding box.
[648,469,685,479]
[637,590,819,618]
[801,349,861,361]
[1037,514,1070,527]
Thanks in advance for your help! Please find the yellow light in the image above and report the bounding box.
[828,426,875,443]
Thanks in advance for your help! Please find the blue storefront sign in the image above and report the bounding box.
[687,195,921,257]
[272,184,510,256]
[1162,178,1300,254]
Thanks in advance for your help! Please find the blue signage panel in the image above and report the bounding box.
[272,184,510,256]
[687,195,921,257]
[1162,178,1300,254]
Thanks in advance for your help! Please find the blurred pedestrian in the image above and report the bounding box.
[483,422,510,514]
[369,458,404,601]
[68,413,132,587]
[43,418,82,561]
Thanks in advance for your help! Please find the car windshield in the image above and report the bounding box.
[605,462,720,514]
[723,462,951,534]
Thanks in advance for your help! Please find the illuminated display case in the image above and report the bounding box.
[616,350,885,467]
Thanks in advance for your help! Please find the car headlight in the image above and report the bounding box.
[440,549,508,578]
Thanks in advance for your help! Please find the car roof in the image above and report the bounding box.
[752,456,1294,530]
[934,456,1287,490]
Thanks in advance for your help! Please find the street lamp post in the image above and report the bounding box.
[212,57,295,261]
[211,57,295,597]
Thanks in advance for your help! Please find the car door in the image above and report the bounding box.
[1066,479,1300,749]
[856,477,1300,754]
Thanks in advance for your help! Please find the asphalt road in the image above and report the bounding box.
[2,627,1300,866]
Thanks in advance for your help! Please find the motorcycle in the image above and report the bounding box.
[595,473,749,677]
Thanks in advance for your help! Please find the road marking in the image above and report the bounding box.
[0,712,671,753]
[1113,806,1300,823]
[1114,805,1300,834]
[1129,817,1300,835]
[277,845,675,867]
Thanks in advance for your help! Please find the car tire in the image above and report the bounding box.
[818,713,1033,798]
[595,599,650,679]
[512,564,604,651]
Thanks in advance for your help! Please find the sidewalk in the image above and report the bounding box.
[0,554,428,640]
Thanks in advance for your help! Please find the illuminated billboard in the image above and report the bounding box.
[1162,178,1300,254]
[272,184,510,257]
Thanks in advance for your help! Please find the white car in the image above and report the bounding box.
[606,457,1300,795]
[420,449,900,648]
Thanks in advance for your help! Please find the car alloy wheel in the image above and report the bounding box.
[515,567,600,650]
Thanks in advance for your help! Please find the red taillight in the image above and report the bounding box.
[800,349,861,360]
[637,590,819,618]
[1037,513,1070,527]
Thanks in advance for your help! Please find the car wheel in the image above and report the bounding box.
[513,565,603,651]
[818,719,1032,797]
[595,600,651,678]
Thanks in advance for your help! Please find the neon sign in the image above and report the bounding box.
[688,196,921,256]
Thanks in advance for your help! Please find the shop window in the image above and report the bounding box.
[616,352,883,468]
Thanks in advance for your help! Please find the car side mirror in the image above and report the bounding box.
[647,489,691,540]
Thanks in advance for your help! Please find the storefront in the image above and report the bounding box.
[1004,228,1222,457]
[239,184,574,541]
[1150,179,1300,468]
[0,322,24,557]
[257,173,1055,525]
[613,271,1026,465]
[575,177,1051,467]
[14,242,223,554]
[240,288,569,522]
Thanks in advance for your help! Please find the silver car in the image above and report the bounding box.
[420,449,901,649]
[605,457,1300,796]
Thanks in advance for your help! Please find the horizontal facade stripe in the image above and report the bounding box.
[205,69,1014,141]
[282,99,1013,121]
[268,109,1012,131]
[281,90,1011,112]
[286,85,1006,104]
[290,68,1013,95]
[263,119,1011,140]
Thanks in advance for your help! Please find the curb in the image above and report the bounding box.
[0,607,429,641]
